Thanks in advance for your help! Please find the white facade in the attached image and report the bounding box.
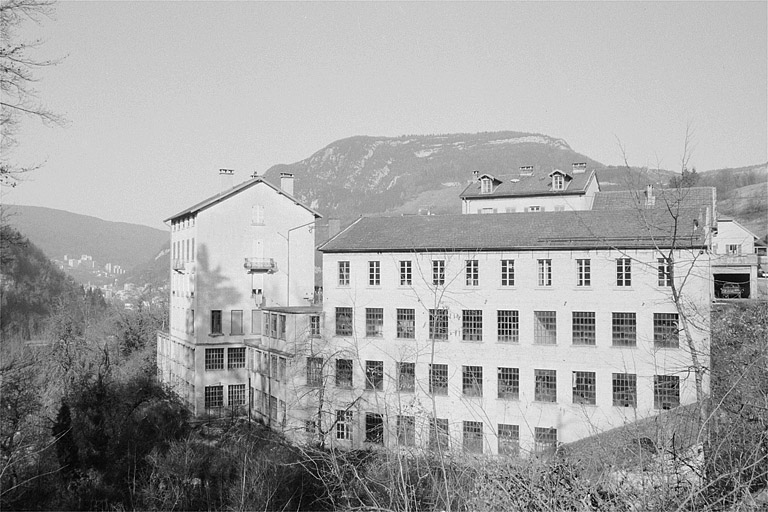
[711,218,759,298]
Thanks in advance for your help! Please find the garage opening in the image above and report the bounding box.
[714,273,750,299]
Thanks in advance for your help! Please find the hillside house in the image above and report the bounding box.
[710,218,760,298]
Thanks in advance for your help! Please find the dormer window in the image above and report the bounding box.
[481,177,493,194]
[553,174,564,191]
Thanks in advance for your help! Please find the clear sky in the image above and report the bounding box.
[5,1,766,229]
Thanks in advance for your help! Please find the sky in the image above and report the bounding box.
[4,1,766,229]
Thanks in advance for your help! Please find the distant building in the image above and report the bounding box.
[710,218,760,298]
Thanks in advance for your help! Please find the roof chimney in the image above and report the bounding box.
[572,162,587,174]
[219,169,234,191]
[280,172,294,195]
[472,170,479,182]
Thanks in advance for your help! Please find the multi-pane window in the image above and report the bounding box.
[251,309,261,334]
[553,174,564,190]
[336,359,353,388]
[497,367,519,399]
[462,366,483,397]
[538,259,552,286]
[497,310,519,343]
[365,413,384,444]
[576,259,591,286]
[658,257,673,286]
[368,260,380,286]
[429,418,449,451]
[398,362,415,392]
[306,357,323,387]
[572,371,596,405]
[277,314,286,340]
[462,310,483,341]
[500,259,515,286]
[534,311,557,345]
[726,244,741,255]
[534,427,558,454]
[365,308,383,337]
[432,260,445,285]
[429,309,448,340]
[336,410,352,440]
[654,313,679,348]
[400,260,412,286]
[227,347,246,369]
[211,310,222,334]
[654,375,680,410]
[335,307,353,336]
[612,373,637,408]
[338,260,350,286]
[463,421,483,454]
[466,260,479,286]
[205,348,224,370]
[534,369,557,402]
[429,363,448,395]
[612,312,637,347]
[204,385,223,408]
[498,424,520,456]
[230,310,243,335]
[572,312,596,345]
[310,315,320,337]
[228,384,246,407]
[616,258,632,286]
[365,360,383,390]
[397,415,415,446]
[396,308,415,339]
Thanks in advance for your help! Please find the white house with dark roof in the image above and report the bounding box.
[710,217,760,298]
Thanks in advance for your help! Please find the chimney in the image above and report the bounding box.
[572,162,587,174]
[219,169,234,191]
[328,219,340,239]
[280,172,294,195]
[472,170,479,182]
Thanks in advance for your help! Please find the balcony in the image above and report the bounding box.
[244,257,278,274]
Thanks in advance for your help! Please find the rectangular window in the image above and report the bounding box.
[205,348,224,370]
[465,259,479,286]
[616,258,632,286]
[335,307,353,336]
[432,260,445,286]
[306,357,323,387]
[538,259,552,286]
[398,362,415,392]
[251,309,261,334]
[400,260,412,286]
[396,308,415,339]
[310,315,320,337]
[397,415,415,446]
[612,373,637,407]
[535,369,557,402]
[429,418,449,451]
[497,310,519,343]
[336,410,352,440]
[528,206,541,212]
[251,204,265,225]
[204,385,223,408]
[368,260,380,286]
[654,375,680,410]
[576,259,591,286]
[278,314,286,339]
[364,413,384,444]
[463,421,483,454]
[534,311,557,345]
[572,312,596,345]
[365,360,383,390]
[534,427,557,454]
[654,313,679,348]
[211,310,222,334]
[500,259,515,286]
[336,359,353,388]
[497,367,519,399]
[572,371,596,405]
[365,308,383,337]
[462,310,483,342]
[726,244,741,255]
[498,424,520,456]
[462,365,483,397]
[429,309,448,340]
[553,174,564,190]
[657,257,673,286]
[481,178,493,194]
[228,384,246,407]
[231,310,243,335]
[338,261,350,286]
[612,312,637,347]
[429,363,448,395]
[227,347,245,369]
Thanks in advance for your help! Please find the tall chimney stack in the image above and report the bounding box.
[219,169,234,191]
[280,172,294,195]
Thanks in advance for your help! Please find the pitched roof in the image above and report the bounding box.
[319,209,708,253]
[460,169,596,199]
[164,177,321,222]
[592,186,716,212]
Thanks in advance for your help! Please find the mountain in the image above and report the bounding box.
[120,241,170,288]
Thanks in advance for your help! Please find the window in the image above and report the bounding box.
[204,386,223,408]
[616,258,632,286]
[497,367,519,399]
[462,310,483,341]
[534,427,557,454]
[534,311,557,345]
[336,410,352,440]
[307,357,323,387]
[368,260,380,286]
[576,259,591,286]
[497,310,519,343]
[654,313,679,348]
[211,310,222,334]
[310,315,320,337]
[365,413,384,444]
[400,260,412,286]
[462,366,483,397]
[465,259,479,286]
[365,308,383,337]
[657,257,673,286]
[429,418,449,451]
[227,347,245,369]
[251,204,265,225]
[726,244,741,255]
[537,259,552,286]
[572,312,596,345]
[228,384,246,407]
[498,424,520,456]
[396,308,415,339]
[251,309,261,334]
[654,375,680,410]
[432,260,445,285]
[505,206,517,213]
[429,309,448,340]
[231,310,243,335]
[398,362,415,392]
[481,177,493,194]
[479,207,496,214]
[429,364,448,395]
[278,314,286,339]
[552,174,564,190]
[205,348,224,370]
[612,373,637,407]
[500,259,515,286]
[535,369,557,402]
[572,371,596,405]
[336,359,353,388]
[463,421,483,453]
[397,415,415,446]
[335,307,353,336]
[338,261,350,286]
[612,312,637,347]
[365,360,383,390]
[528,206,541,212]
